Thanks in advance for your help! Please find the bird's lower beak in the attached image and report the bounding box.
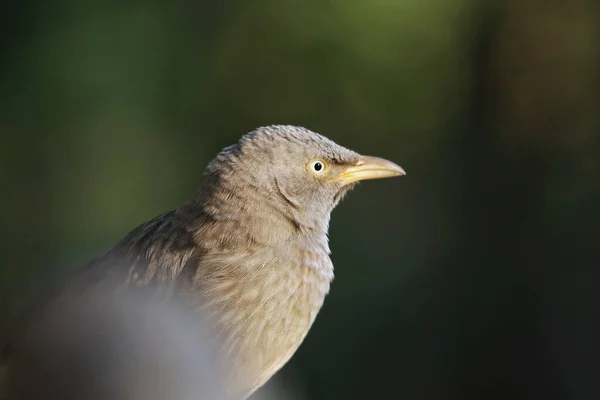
[335,155,406,186]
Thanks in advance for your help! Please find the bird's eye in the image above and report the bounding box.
[310,160,326,173]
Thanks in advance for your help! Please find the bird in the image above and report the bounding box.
[0,125,405,400]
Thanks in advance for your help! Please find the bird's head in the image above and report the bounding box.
[198,125,405,237]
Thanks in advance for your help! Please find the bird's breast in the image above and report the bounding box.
[195,242,332,396]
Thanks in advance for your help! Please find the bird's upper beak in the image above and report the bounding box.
[335,155,406,186]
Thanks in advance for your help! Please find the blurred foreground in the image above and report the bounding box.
[1,283,296,400]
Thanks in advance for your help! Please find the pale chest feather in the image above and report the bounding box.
[193,243,332,396]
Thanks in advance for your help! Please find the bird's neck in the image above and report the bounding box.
[195,179,332,242]
[200,212,333,281]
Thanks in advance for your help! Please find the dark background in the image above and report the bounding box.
[1,0,599,399]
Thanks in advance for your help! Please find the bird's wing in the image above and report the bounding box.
[71,209,202,291]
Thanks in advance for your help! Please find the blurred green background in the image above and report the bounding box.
[1,0,599,399]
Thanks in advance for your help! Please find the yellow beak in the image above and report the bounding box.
[335,155,406,186]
